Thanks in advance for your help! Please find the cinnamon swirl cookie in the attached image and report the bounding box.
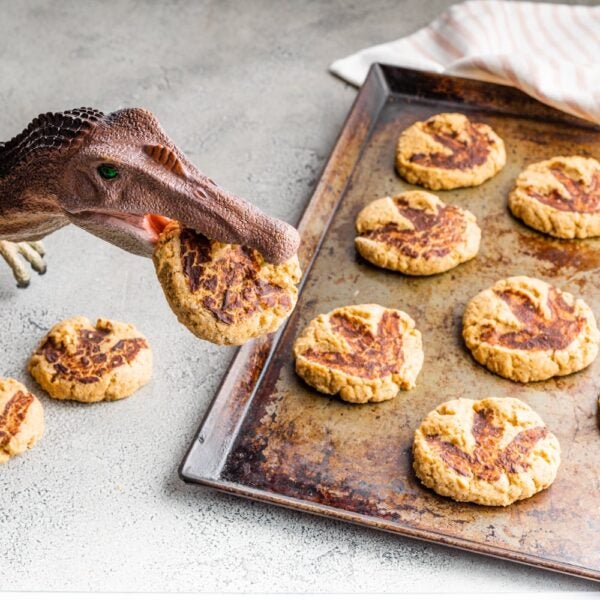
[413,397,560,506]
[153,222,301,345]
[463,276,599,382]
[293,304,423,403]
[508,156,600,238]
[355,191,480,275]
[0,379,44,464]
[396,113,506,190]
[29,317,152,402]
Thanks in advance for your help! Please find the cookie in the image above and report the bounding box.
[508,156,600,238]
[413,397,560,506]
[396,113,506,190]
[29,317,152,402]
[153,222,301,345]
[293,304,423,403]
[354,191,480,275]
[463,276,599,382]
[0,378,44,464]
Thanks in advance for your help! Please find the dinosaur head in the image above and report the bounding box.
[62,107,300,262]
[4,108,299,263]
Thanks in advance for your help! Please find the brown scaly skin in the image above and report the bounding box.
[0,107,299,285]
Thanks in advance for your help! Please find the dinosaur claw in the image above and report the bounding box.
[29,241,46,257]
[0,240,47,287]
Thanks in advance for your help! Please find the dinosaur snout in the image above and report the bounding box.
[191,179,301,264]
[261,218,301,264]
[148,173,301,264]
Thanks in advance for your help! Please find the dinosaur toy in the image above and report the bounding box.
[0,107,300,287]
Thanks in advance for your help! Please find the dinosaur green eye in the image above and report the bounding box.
[97,164,119,180]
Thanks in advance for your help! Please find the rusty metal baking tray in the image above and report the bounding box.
[180,65,600,581]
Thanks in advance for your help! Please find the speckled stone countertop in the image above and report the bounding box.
[1,0,598,592]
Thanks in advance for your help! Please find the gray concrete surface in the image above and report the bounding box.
[1,0,598,592]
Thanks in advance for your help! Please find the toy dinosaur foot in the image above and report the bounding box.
[0,241,46,288]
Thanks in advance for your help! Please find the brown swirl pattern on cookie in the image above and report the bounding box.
[427,407,548,482]
[360,197,466,259]
[0,391,34,451]
[300,309,403,379]
[39,326,148,384]
[180,228,293,325]
[527,167,600,213]
[480,287,585,351]
[409,120,491,170]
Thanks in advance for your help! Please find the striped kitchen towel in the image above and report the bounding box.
[330,1,600,124]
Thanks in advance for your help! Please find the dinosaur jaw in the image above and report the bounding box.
[65,209,172,257]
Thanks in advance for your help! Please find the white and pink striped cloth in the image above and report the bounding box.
[330,1,600,124]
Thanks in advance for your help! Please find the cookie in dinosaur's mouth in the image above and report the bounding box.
[153,221,302,345]
[64,209,173,257]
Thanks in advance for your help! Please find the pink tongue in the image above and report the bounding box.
[144,214,173,240]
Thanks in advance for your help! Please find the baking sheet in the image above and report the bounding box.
[180,65,600,581]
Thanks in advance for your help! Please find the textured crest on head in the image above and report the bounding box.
[144,144,186,177]
[0,107,106,177]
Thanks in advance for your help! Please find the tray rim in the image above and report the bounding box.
[179,64,600,582]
